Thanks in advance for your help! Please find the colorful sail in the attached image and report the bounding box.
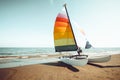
[54,8,77,52]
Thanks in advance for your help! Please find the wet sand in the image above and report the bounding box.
[0,54,120,80]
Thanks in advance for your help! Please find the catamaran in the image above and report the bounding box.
[53,4,89,66]
[53,4,111,65]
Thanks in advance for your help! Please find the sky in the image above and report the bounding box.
[0,0,120,47]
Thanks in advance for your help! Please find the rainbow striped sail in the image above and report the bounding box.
[54,8,77,52]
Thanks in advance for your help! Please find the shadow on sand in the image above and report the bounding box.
[42,61,79,72]
[88,63,120,68]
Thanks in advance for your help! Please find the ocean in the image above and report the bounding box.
[0,47,120,56]
[0,47,120,68]
[0,47,55,56]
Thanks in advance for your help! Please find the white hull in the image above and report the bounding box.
[61,56,88,66]
[88,55,111,63]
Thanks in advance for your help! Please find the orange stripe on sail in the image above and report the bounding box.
[54,22,68,27]
[54,24,72,32]
[54,26,66,33]
[66,24,72,32]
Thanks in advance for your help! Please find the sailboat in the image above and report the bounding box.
[53,4,111,65]
[53,4,88,66]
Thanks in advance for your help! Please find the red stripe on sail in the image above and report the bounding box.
[56,17,68,23]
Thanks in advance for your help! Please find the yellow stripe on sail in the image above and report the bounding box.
[54,38,75,46]
[54,32,74,40]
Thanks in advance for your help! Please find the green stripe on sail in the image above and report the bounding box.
[55,45,77,52]
[54,38,75,46]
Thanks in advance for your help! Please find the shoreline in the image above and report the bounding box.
[0,54,120,80]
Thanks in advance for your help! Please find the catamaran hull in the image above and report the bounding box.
[61,58,88,66]
[88,55,111,63]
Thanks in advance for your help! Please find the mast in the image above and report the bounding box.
[63,4,78,48]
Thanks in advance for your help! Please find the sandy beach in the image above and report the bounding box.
[0,54,120,80]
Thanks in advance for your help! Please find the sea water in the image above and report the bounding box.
[0,47,58,68]
[0,47,55,56]
[0,47,120,56]
[0,47,120,68]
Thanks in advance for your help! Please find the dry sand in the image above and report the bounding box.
[0,54,120,80]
